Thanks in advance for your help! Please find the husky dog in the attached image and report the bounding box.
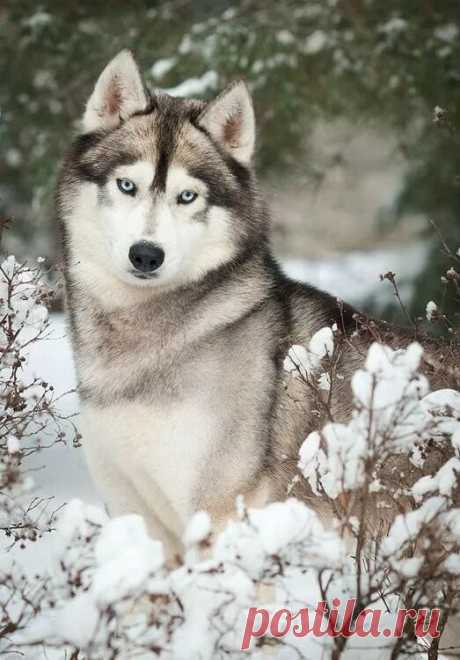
[58,50,457,556]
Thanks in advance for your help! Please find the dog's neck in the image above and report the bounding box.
[66,246,276,351]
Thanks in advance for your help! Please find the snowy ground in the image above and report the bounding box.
[24,316,101,511]
[283,241,428,309]
[4,246,431,659]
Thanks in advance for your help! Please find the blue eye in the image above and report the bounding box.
[178,190,198,205]
[117,178,137,196]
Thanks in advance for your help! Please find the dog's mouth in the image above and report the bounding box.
[130,270,159,280]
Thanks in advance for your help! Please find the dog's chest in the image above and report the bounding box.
[81,392,217,524]
[73,300,274,530]
[76,314,227,524]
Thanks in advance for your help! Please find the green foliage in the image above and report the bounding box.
[1,0,459,320]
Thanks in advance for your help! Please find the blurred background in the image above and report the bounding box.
[1,0,459,324]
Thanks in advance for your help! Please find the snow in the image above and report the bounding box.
[164,71,218,97]
[22,11,52,29]
[366,340,423,374]
[355,341,427,419]
[33,70,55,90]
[298,432,321,479]
[276,30,295,45]
[303,30,328,55]
[183,511,212,546]
[0,256,48,335]
[151,57,177,79]
[444,508,460,541]
[391,556,424,578]
[284,327,334,380]
[283,241,429,309]
[214,498,344,575]
[412,457,460,498]
[444,553,460,575]
[433,105,446,123]
[297,340,453,503]
[93,515,164,605]
[24,592,99,648]
[5,148,22,167]
[310,326,334,359]
[7,435,20,454]
[353,342,434,465]
[426,299,438,320]
[318,371,331,391]
[421,388,460,436]
[434,23,459,43]
[283,344,312,378]
[56,498,107,547]
[300,423,366,498]
[453,428,460,453]
[381,496,445,557]
[18,314,101,522]
[379,17,408,35]
[422,388,460,412]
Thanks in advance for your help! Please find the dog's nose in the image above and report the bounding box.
[129,241,165,273]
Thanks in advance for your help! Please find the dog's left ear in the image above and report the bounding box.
[83,50,149,132]
[198,81,255,165]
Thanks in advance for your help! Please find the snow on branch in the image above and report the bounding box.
[0,256,79,545]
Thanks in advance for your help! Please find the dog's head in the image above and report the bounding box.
[59,50,265,296]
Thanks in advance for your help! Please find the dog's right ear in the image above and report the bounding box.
[198,81,255,166]
[82,50,149,133]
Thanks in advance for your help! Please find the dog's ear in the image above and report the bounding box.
[83,50,149,132]
[198,81,255,165]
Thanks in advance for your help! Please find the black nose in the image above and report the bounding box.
[129,242,165,273]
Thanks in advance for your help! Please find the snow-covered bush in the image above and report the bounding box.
[1,257,460,659]
[293,330,460,657]
[0,256,79,547]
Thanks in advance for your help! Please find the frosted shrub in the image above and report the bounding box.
[0,257,79,547]
[294,332,460,657]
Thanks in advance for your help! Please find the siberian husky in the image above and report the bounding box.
[57,50,458,557]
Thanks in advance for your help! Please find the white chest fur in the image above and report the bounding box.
[80,395,215,539]
[71,276,273,547]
